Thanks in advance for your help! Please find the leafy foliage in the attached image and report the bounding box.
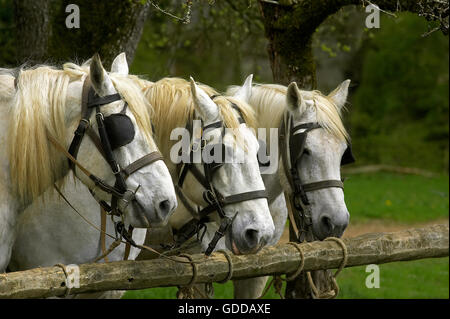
[131,0,272,90]
[0,0,16,66]
[350,13,449,172]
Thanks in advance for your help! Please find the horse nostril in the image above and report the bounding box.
[158,199,171,215]
[244,228,259,247]
[320,215,333,235]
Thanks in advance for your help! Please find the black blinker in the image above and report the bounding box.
[104,113,135,150]
[341,144,355,166]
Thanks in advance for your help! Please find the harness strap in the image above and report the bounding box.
[175,185,200,219]
[198,190,268,218]
[87,93,122,108]
[67,76,94,170]
[182,163,210,189]
[303,180,344,192]
[48,134,96,179]
[100,208,109,262]
[123,227,133,261]
[121,152,164,178]
[221,190,268,205]
[48,134,126,199]
[203,120,223,131]
[204,216,234,256]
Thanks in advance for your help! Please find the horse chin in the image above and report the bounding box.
[126,200,151,228]
[229,237,264,255]
[311,224,327,241]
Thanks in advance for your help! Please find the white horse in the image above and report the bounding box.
[9,59,274,298]
[142,76,274,256]
[219,78,353,298]
[0,54,176,273]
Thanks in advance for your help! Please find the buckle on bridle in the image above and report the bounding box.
[203,189,217,206]
[96,112,105,121]
[112,163,121,175]
[116,221,136,246]
[118,184,141,213]
[205,216,233,256]
[80,118,90,126]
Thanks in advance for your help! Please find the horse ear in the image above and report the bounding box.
[90,53,116,97]
[82,57,92,67]
[111,52,129,75]
[190,76,219,122]
[328,79,351,109]
[232,74,253,102]
[286,82,305,111]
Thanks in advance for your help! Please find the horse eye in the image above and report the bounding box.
[303,148,311,155]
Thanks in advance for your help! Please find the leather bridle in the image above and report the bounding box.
[173,99,268,256]
[279,110,355,242]
[64,75,163,226]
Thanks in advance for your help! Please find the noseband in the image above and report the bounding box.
[66,76,163,218]
[279,111,355,242]
[174,99,267,256]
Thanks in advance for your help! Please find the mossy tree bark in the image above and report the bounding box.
[258,0,448,298]
[14,0,151,68]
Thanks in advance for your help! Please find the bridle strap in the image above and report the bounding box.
[67,76,95,170]
[87,93,122,108]
[123,227,133,261]
[121,152,164,178]
[100,208,109,263]
[175,185,200,219]
[221,190,268,206]
[198,189,268,218]
[178,162,210,190]
[303,180,344,193]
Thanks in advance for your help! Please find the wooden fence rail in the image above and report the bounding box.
[1,224,448,298]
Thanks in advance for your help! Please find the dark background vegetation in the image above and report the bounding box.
[1,0,447,173]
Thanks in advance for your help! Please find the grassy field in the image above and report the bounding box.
[123,172,449,299]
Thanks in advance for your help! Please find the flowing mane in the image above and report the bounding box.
[227,83,349,142]
[7,63,154,204]
[141,77,257,157]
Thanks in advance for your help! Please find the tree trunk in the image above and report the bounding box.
[14,0,151,68]
[14,0,50,64]
[258,0,448,299]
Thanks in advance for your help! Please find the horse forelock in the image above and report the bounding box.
[243,83,349,143]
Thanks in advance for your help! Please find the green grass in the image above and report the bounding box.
[123,172,449,299]
[123,257,449,299]
[337,258,449,299]
[343,172,449,223]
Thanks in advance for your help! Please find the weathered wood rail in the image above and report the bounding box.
[1,224,448,298]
